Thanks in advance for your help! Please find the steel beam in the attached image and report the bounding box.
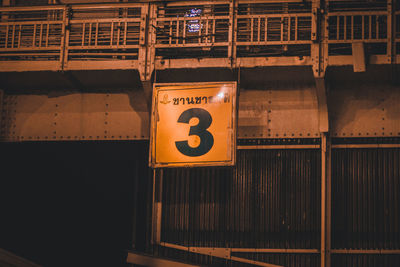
[160,242,283,267]
[127,251,201,267]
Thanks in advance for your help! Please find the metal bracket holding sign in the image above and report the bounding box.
[149,82,237,168]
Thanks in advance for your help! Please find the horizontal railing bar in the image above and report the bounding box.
[67,45,140,49]
[328,11,387,16]
[71,3,144,10]
[0,3,144,12]
[0,47,61,51]
[238,0,306,2]
[0,21,62,26]
[164,0,305,7]
[238,145,320,150]
[155,43,228,48]
[328,39,387,43]
[164,1,230,7]
[237,13,311,19]
[68,52,138,56]
[156,16,230,21]
[69,18,141,23]
[236,40,311,45]
[0,5,65,12]
[332,249,400,254]
[0,52,59,56]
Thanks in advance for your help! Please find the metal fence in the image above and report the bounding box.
[0,1,398,65]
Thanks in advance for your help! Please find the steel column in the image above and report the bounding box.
[228,0,237,67]
[321,133,332,267]
[312,0,328,78]
[0,89,3,140]
[387,0,396,64]
[151,169,163,245]
[60,6,70,70]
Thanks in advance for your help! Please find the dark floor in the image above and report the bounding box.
[0,141,149,267]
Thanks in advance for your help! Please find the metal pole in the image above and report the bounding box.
[0,89,3,141]
[151,168,163,245]
[321,132,331,267]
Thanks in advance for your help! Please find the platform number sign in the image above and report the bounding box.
[150,82,237,168]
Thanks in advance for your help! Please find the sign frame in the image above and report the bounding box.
[149,81,237,168]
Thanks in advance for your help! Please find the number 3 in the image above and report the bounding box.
[175,108,214,157]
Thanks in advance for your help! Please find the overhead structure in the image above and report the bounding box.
[0,1,399,267]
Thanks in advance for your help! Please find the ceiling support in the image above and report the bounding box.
[352,42,366,72]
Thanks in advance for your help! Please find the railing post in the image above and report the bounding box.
[387,0,396,65]
[138,3,148,80]
[228,0,237,67]
[60,6,70,71]
[139,3,156,110]
[311,0,328,78]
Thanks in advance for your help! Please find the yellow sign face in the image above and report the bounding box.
[150,82,237,168]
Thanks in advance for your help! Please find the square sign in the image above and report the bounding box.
[150,82,237,168]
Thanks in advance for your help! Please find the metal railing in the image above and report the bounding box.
[0,2,398,69]
[66,4,142,60]
[236,14,312,45]
[328,11,388,43]
[0,6,64,60]
[0,4,143,62]
[155,15,230,47]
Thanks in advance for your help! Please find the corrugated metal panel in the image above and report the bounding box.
[332,254,400,267]
[332,148,400,250]
[160,149,321,266]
